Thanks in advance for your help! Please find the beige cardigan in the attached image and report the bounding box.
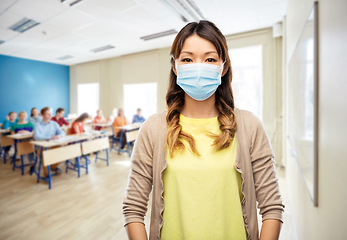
[122,108,285,240]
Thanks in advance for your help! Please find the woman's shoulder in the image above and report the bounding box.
[234,108,262,126]
[139,112,166,133]
[143,112,166,124]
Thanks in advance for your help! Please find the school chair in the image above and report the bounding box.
[125,129,139,157]
[0,136,14,164]
[12,141,34,175]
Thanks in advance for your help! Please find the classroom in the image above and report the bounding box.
[0,0,346,240]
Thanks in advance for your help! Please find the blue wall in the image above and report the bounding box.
[0,55,70,123]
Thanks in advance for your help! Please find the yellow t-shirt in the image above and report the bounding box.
[161,114,247,240]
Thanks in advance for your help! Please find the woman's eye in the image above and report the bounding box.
[206,58,216,62]
[181,58,192,62]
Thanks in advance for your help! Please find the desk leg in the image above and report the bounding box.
[21,155,24,175]
[12,139,17,171]
[118,131,123,154]
[37,147,43,183]
[127,142,131,157]
[95,151,98,162]
[86,156,89,174]
[77,157,80,178]
[2,147,6,164]
[47,165,52,189]
[106,149,109,166]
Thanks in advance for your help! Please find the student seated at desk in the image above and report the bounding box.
[34,107,66,177]
[112,108,127,150]
[71,113,89,134]
[2,112,18,158]
[2,112,18,130]
[132,108,146,124]
[51,108,69,127]
[28,108,42,125]
[11,111,35,173]
[93,110,106,130]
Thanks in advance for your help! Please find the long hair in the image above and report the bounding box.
[73,113,89,124]
[166,20,237,157]
[30,108,37,117]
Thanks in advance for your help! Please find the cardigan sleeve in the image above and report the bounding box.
[249,114,285,223]
[122,118,154,227]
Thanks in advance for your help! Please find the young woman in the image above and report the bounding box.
[28,108,42,125]
[122,21,284,240]
[71,113,89,134]
[10,111,35,172]
[93,109,106,130]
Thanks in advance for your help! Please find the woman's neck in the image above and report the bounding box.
[18,120,27,124]
[180,93,219,119]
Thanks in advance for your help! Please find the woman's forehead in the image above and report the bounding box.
[180,35,217,55]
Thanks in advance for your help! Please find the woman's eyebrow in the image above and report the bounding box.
[181,51,193,55]
[180,51,218,55]
[205,51,218,55]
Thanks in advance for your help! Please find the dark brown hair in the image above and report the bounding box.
[30,108,38,117]
[8,111,16,116]
[73,113,89,123]
[166,20,237,157]
[56,108,65,114]
[40,107,50,116]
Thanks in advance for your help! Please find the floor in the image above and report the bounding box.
[0,150,295,240]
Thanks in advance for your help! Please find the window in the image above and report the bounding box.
[229,45,263,120]
[77,83,99,117]
[123,83,157,123]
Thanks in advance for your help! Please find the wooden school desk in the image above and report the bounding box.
[30,131,111,189]
[7,133,34,175]
[115,124,140,156]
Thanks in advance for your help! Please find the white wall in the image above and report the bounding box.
[285,0,347,239]
[70,48,171,118]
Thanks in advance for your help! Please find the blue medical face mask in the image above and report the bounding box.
[176,62,224,101]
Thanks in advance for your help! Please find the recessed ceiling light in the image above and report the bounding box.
[140,29,178,41]
[90,45,115,53]
[57,55,74,60]
[9,17,40,33]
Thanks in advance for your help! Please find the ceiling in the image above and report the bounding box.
[0,0,287,66]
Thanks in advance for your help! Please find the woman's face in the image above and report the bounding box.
[32,109,39,117]
[176,34,223,68]
[19,113,27,122]
[97,111,101,117]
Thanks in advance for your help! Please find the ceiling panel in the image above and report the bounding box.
[49,33,90,46]
[0,28,20,41]
[256,1,287,20]
[21,23,66,40]
[225,9,258,26]
[8,0,67,22]
[73,22,118,39]
[0,0,18,10]
[0,0,288,65]
[45,8,96,32]
[0,10,25,29]
[73,0,138,19]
